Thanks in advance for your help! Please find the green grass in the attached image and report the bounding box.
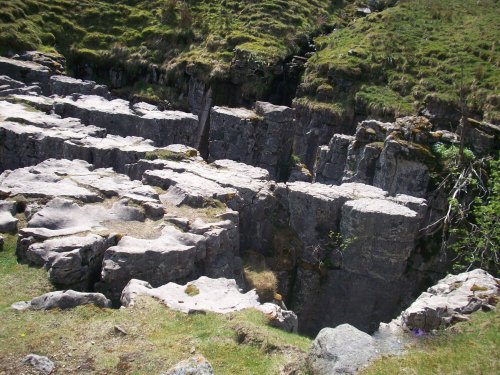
[300,0,500,123]
[0,233,312,374]
[0,0,353,105]
[362,308,500,375]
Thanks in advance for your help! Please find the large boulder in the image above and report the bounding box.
[307,324,377,375]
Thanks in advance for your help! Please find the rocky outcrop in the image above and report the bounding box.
[0,56,51,93]
[121,276,298,332]
[400,269,498,331]
[277,181,425,333]
[12,290,111,310]
[1,158,244,302]
[0,100,182,173]
[314,134,354,184]
[208,102,295,179]
[314,117,435,198]
[53,95,199,147]
[307,269,498,375]
[50,75,111,98]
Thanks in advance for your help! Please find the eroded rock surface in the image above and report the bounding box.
[161,355,214,375]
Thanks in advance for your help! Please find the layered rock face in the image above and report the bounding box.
[209,102,295,179]
[314,117,435,198]
[276,181,426,333]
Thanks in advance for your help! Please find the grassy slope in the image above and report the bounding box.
[0,0,347,104]
[362,308,500,375]
[0,234,311,374]
[298,0,500,123]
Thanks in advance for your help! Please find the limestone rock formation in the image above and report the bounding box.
[12,290,111,310]
[53,94,199,147]
[121,277,298,332]
[209,102,295,179]
[400,269,498,331]
[0,56,51,93]
[50,75,111,98]
[0,200,18,232]
[314,117,435,198]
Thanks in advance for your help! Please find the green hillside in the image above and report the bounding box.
[298,0,500,124]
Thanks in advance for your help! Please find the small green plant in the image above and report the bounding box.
[319,231,355,270]
[184,284,200,296]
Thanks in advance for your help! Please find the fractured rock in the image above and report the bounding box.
[0,200,18,232]
[99,226,207,301]
[121,276,298,331]
[121,277,259,313]
[0,56,51,93]
[209,102,295,179]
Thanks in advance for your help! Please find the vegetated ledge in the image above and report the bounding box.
[0,0,354,108]
[298,0,500,129]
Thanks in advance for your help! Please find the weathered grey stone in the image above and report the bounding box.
[307,324,377,375]
[22,354,55,375]
[401,269,498,331]
[53,95,199,147]
[340,198,420,280]
[373,139,430,198]
[161,355,214,375]
[0,200,18,232]
[209,103,294,179]
[257,303,298,333]
[0,56,51,93]
[50,75,111,98]
[0,101,179,173]
[13,290,111,311]
[26,234,119,290]
[98,226,206,301]
[314,134,354,184]
[121,276,258,313]
[0,234,4,251]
